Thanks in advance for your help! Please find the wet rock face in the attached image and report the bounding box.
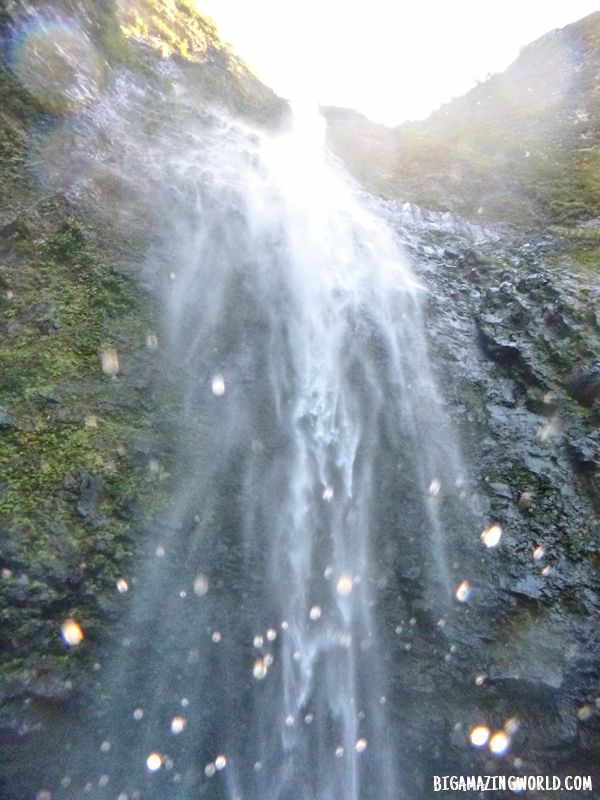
[567,366,600,406]
[383,201,600,794]
[0,1,599,796]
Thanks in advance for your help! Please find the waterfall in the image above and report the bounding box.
[42,75,470,800]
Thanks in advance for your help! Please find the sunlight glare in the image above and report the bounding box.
[198,0,600,124]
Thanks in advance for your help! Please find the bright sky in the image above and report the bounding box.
[197,1,600,125]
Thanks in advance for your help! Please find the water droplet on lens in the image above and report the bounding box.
[146,753,162,772]
[504,717,520,735]
[336,574,353,597]
[481,523,502,548]
[61,619,84,646]
[253,659,267,680]
[489,731,510,755]
[211,375,226,396]
[171,716,186,734]
[469,725,490,747]
[455,580,471,602]
[428,478,441,496]
[101,348,119,376]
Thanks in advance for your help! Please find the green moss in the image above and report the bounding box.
[0,64,42,222]
[0,195,170,666]
[327,12,600,233]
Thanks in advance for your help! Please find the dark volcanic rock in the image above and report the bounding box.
[569,435,600,474]
[75,472,104,526]
[381,198,600,793]
[566,365,600,406]
[0,1,599,798]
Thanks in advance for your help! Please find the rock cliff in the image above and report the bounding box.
[0,2,598,798]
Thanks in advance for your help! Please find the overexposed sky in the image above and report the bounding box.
[197,1,600,125]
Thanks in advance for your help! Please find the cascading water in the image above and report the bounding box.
[33,69,472,800]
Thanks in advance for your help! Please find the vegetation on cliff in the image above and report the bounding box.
[0,4,284,785]
[0,55,163,758]
[0,2,598,797]
[326,11,600,232]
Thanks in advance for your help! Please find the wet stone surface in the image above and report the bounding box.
[382,201,600,794]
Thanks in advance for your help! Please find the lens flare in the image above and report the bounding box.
[9,15,106,114]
